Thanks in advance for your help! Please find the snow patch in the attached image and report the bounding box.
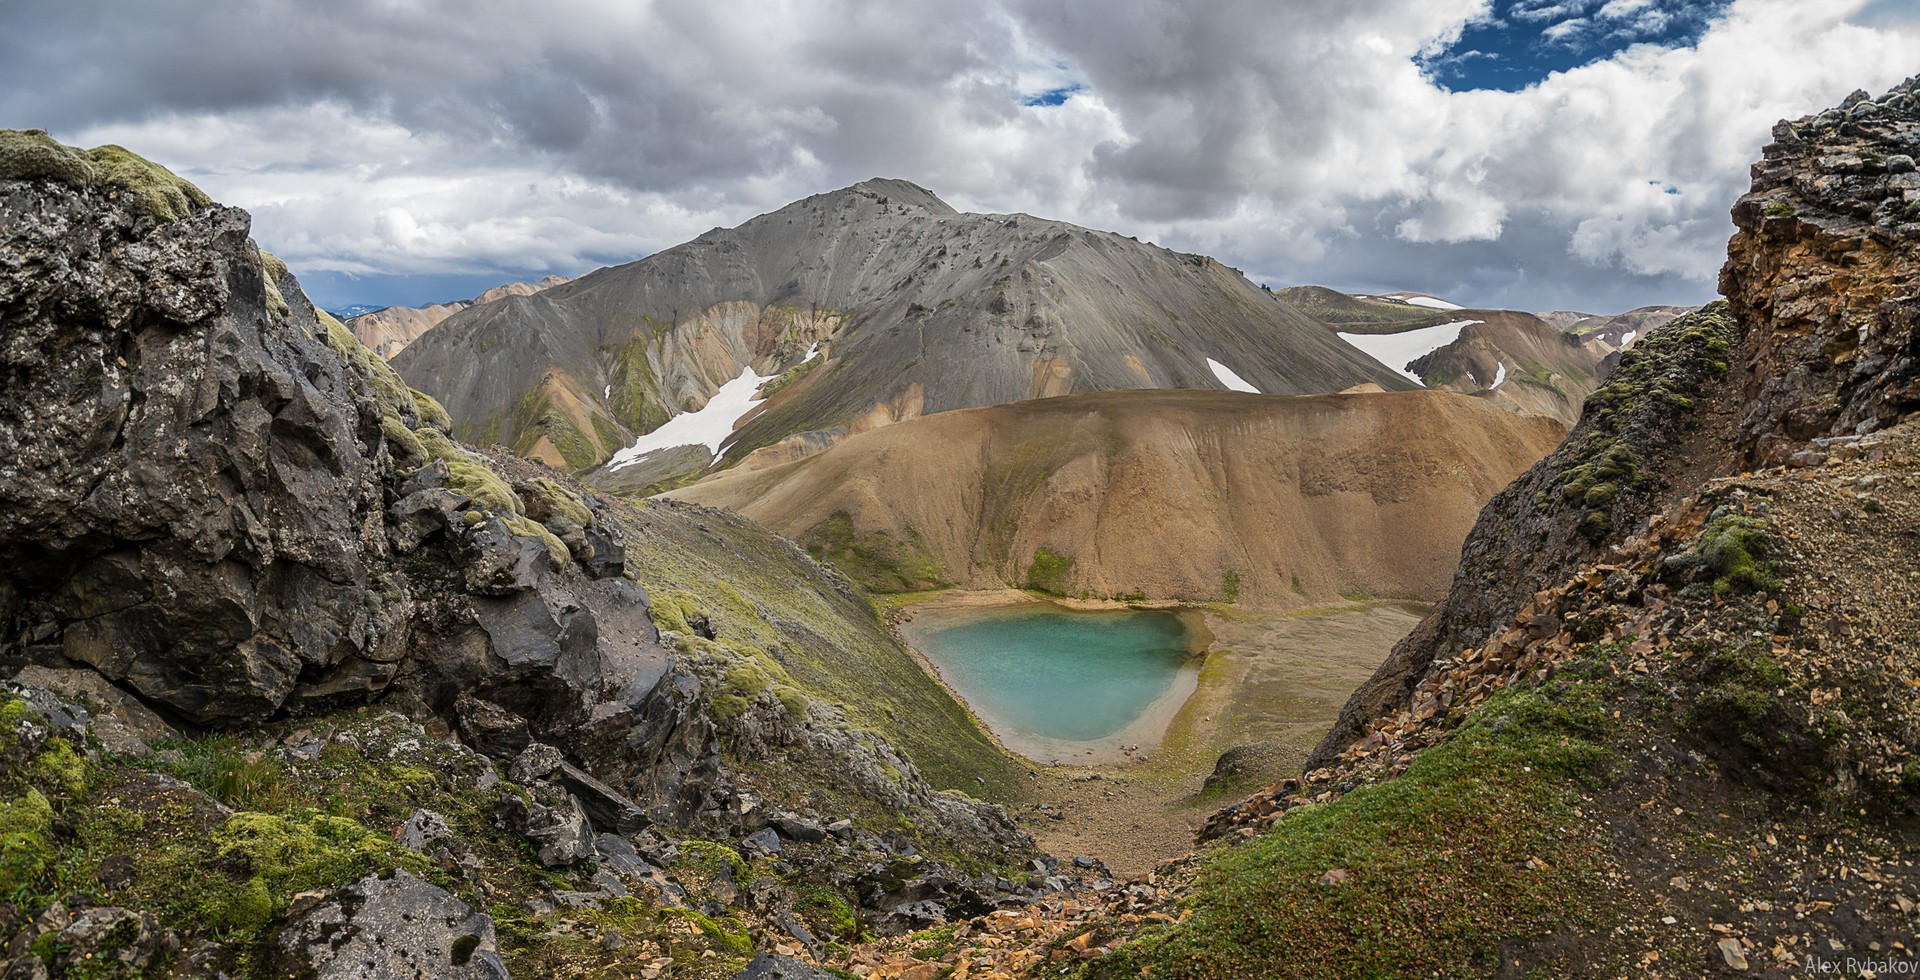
[1492,361,1508,389]
[604,384,612,400]
[607,363,780,470]
[1337,320,1483,386]
[1620,330,1637,347]
[1401,294,1463,310]
[1207,357,1261,394]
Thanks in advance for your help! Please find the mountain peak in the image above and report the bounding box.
[834,177,956,216]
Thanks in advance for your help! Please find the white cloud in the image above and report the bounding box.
[5,0,1917,312]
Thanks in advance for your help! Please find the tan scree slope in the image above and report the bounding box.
[672,388,1565,607]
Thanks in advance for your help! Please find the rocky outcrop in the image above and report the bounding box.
[274,871,510,979]
[1309,77,1920,769]
[1310,305,1740,766]
[1720,79,1920,469]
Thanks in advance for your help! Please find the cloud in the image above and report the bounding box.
[2,0,1916,313]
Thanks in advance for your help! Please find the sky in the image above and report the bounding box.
[3,0,1917,316]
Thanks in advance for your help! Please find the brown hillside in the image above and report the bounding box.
[671,388,1564,607]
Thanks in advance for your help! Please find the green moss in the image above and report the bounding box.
[1092,678,1613,978]
[84,144,212,223]
[382,412,429,467]
[175,811,416,934]
[258,250,292,324]
[410,389,453,433]
[33,737,89,798]
[803,512,953,594]
[0,789,54,894]
[1220,571,1241,604]
[1699,514,1779,595]
[503,514,571,569]
[0,131,211,223]
[674,839,751,882]
[528,477,593,528]
[665,908,753,956]
[1763,202,1797,218]
[0,129,97,184]
[795,886,861,941]
[1024,547,1076,596]
[775,684,811,722]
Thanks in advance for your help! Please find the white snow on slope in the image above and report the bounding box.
[1620,330,1638,347]
[1402,295,1463,310]
[1337,320,1484,386]
[1207,357,1261,394]
[607,364,779,469]
[604,384,612,400]
[1492,361,1508,389]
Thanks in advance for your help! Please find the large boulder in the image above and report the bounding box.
[274,871,509,979]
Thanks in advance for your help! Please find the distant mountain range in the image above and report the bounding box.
[345,275,570,360]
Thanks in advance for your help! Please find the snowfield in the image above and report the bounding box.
[607,364,780,469]
[1337,320,1484,385]
[1207,357,1261,394]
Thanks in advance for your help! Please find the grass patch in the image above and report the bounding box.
[1698,514,1779,595]
[1090,677,1615,979]
[1024,547,1076,596]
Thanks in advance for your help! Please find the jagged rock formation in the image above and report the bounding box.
[1721,86,1920,468]
[1314,79,1920,768]
[390,179,1413,485]
[0,133,1022,878]
[346,275,569,359]
[673,388,1564,606]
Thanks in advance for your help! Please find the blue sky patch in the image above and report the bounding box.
[1022,83,1084,107]
[1420,0,1733,92]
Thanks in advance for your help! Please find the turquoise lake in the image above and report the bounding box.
[902,605,1202,761]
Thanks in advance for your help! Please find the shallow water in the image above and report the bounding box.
[904,605,1199,760]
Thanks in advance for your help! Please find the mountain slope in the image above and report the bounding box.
[390,180,1414,484]
[1405,309,1612,424]
[670,388,1565,606]
[346,274,568,359]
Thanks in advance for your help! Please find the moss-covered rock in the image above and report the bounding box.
[85,144,212,223]
[0,128,96,184]
[0,131,212,224]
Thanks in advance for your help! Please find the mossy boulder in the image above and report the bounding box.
[0,129,96,184]
[0,131,212,223]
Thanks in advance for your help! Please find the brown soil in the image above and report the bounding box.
[674,387,1563,608]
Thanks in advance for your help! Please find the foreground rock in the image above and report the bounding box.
[275,871,509,979]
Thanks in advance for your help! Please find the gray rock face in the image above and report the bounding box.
[275,871,509,979]
[0,183,395,723]
[391,178,1414,487]
[733,953,841,980]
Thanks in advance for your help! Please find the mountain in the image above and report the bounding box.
[346,275,569,359]
[389,179,1414,487]
[1281,287,1616,425]
[1549,304,1692,349]
[1270,284,1452,332]
[672,387,1564,606]
[1403,309,1611,424]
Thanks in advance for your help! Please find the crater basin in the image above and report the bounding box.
[899,602,1208,764]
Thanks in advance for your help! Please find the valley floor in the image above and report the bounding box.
[885,593,1423,877]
